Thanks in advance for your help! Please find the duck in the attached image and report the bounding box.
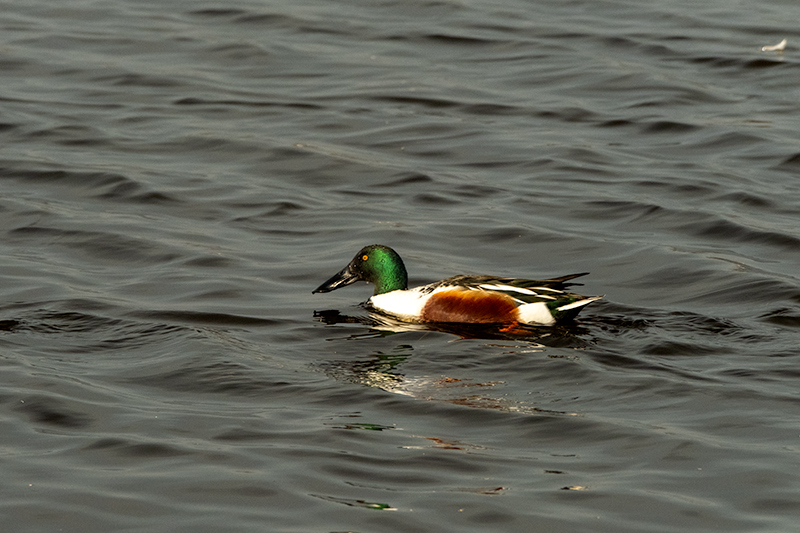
[313,244,601,326]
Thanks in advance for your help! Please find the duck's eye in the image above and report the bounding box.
[362,254,369,261]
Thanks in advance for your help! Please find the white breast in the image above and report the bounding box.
[368,288,432,321]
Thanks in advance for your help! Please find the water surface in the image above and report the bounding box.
[2,0,800,531]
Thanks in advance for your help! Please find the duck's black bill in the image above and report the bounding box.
[312,264,360,294]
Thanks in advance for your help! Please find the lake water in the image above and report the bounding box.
[2,0,800,531]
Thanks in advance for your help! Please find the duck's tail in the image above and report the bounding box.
[556,295,603,312]
[550,294,604,322]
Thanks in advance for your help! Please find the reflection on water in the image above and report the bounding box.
[314,311,590,415]
[318,342,581,414]
[317,342,411,392]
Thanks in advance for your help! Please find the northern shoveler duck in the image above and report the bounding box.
[313,244,601,326]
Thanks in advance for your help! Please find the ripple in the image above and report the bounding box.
[759,308,800,328]
[775,152,800,170]
[680,218,800,250]
[376,172,435,187]
[124,360,306,396]
[15,395,91,429]
[173,97,321,110]
[82,438,192,458]
[369,94,459,109]
[712,191,775,209]
[127,310,283,327]
[640,340,728,357]
[422,33,499,46]
[9,226,180,265]
[641,120,699,134]
[188,8,249,18]
[0,167,180,205]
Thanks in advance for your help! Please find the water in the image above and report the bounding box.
[2,0,800,531]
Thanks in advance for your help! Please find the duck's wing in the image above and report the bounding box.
[534,272,589,285]
[418,274,589,305]
[424,273,588,291]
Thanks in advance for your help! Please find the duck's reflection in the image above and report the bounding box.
[317,341,410,392]
[313,308,588,415]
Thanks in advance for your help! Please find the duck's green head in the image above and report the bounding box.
[312,244,409,296]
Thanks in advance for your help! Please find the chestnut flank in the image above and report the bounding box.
[421,289,519,323]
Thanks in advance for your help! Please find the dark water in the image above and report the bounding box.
[2,0,800,531]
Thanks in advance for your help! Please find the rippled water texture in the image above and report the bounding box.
[2,0,800,531]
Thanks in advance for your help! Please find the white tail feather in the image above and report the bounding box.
[556,295,603,312]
